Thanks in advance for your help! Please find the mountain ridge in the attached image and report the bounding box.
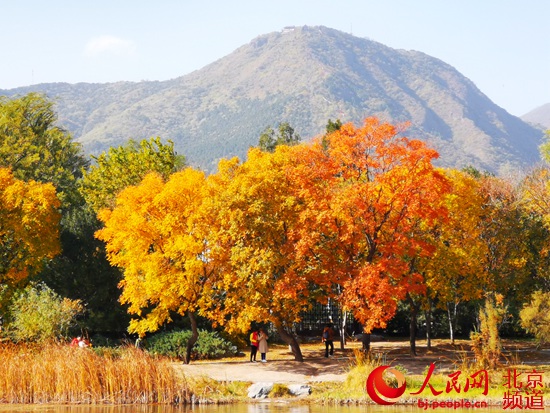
[522,103,550,130]
[1,25,544,174]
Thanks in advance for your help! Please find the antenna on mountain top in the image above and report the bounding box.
[350,23,353,35]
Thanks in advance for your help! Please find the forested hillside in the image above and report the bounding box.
[1,26,544,174]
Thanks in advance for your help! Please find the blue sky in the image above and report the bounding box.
[1,0,548,117]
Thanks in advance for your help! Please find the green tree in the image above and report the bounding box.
[0,94,132,335]
[258,122,301,152]
[80,137,185,212]
[0,93,88,206]
[40,207,131,334]
[6,282,84,343]
[75,138,186,334]
[325,118,342,133]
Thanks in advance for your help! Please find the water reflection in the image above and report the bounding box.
[183,405,505,413]
[0,404,504,413]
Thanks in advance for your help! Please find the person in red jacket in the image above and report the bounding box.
[322,323,335,358]
[249,329,259,362]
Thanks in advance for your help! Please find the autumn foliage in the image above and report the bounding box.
[95,117,459,359]
[204,147,314,360]
[0,167,61,286]
[96,168,212,337]
[289,118,451,332]
[3,91,549,366]
[90,115,550,361]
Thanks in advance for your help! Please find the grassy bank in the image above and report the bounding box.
[1,339,548,406]
[309,349,549,405]
[0,343,188,404]
[182,340,550,406]
[188,365,550,406]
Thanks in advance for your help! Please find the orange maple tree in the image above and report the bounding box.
[289,118,450,334]
[95,117,453,361]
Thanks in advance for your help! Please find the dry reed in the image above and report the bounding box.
[0,343,189,404]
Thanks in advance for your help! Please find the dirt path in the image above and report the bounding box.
[174,339,550,384]
[177,356,349,383]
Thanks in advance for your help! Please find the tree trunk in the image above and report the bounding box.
[452,302,458,343]
[184,311,199,364]
[447,302,458,345]
[339,311,347,350]
[361,331,371,352]
[275,323,303,362]
[409,310,418,356]
[425,302,432,350]
[408,295,419,356]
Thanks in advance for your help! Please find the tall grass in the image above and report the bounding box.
[0,343,189,404]
[310,349,385,402]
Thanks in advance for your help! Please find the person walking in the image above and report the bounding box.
[258,328,269,362]
[249,329,259,362]
[322,323,335,358]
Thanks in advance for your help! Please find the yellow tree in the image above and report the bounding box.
[520,166,550,236]
[461,174,536,365]
[0,93,88,205]
[96,168,214,363]
[518,166,550,343]
[422,169,488,344]
[522,169,550,286]
[479,175,534,297]
[206,147,326,362]
[423,170,538,354]
[289,118,450,342]
[0,168,61,288]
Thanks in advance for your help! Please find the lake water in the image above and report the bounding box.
[0,404,515,413]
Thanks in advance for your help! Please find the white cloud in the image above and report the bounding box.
[83,35,137,57]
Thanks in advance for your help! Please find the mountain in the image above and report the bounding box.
[1,26,545,175]
[522,103,550,130]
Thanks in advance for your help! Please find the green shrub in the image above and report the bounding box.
[146,329,237,360]
[6,283,84,343]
